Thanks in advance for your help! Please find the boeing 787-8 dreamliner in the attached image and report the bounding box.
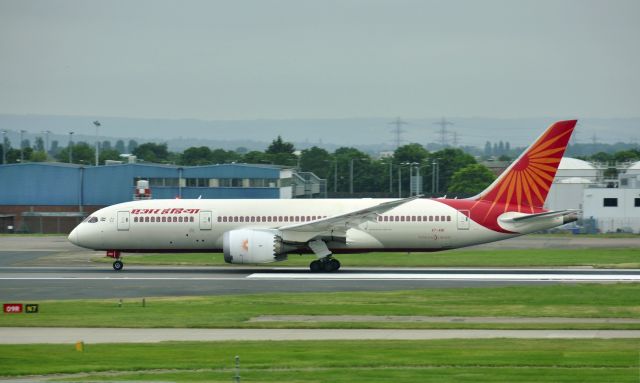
[69,120,578,272]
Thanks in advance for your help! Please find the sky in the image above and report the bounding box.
[0,0,638,121]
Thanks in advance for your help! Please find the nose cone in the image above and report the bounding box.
[68,227,80,246]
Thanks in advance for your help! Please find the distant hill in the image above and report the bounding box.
[1,114,638,154]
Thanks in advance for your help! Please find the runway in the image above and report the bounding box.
[1,262,639,300]
[2,327,639,344]
[1,236,639,300]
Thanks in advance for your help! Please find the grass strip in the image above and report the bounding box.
[1,284,639,329]
[97,248,640,268]
[1,339,638,382]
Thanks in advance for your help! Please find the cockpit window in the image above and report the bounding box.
[85,216,98,223]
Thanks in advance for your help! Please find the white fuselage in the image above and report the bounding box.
[68,198,557,255]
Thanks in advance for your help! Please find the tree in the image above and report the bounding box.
[49,140,59,156]
[484,141,492,157]
[266,136,296,166]
[430,148,477,192]
[115,140,126,154]
[299,146,332,179]
[242,151,270,164]
[613,149,640,163]
[211,148,241,164]
[99,149,122,164]
[56,142,95,164]
[266,136,295,155]
[448,164,496,195]
[394,143,429,163]
[132,143,170,163]
[34,137,45,152]
[101,140,112,151]
[180,146,213,166]
[30,151,47,162]
[590,152,612,163]
[127,139,139,153]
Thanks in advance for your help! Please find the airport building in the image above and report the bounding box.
[0,162,325,233]
[545,158,640,234]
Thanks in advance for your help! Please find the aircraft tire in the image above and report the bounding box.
[310,260,322,272]
[330,258,341,271]
[113,260,124,271]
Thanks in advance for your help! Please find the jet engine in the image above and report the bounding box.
[223,229,293,264]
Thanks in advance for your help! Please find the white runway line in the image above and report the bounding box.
[247,273,640,281]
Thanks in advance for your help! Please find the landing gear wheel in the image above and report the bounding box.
[113,260,124,271]
[322,258,340,272]
[329,258,341,272]
[310,260,322,273]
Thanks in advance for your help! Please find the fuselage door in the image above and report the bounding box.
[199,211,213,230]
[117,211,130,231]
[457,210,470,230]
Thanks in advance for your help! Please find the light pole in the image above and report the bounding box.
[68,132,74,163]
[431,159,439,194]
[334,160,338,193]
[93,120,101,166]
[349,158,367,195]
[388,160,393,193]
[20,130,26,162]
[42,130,51,157]
[1,130,7,165]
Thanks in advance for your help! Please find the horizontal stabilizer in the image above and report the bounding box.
[500,209,580,224]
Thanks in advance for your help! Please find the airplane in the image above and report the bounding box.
[69,120,579,272]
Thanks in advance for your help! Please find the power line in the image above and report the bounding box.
[433,117,453,147]
[389,117,407,149]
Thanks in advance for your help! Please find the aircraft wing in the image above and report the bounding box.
[278,195,421,233]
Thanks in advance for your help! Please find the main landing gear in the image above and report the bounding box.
[307,239,340,272]
[310,257,341,273]
[107,250,123,271]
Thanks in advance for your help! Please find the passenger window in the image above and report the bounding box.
[441,215,445,221]
[417,216,422,222]
[429,216,433,222]
[179,216,183,222]
[240,216,244,222]
[447,216,451,222]
[133,217,138,223]
[190,216,195,222]
[412,216,416,222]
[217,217,222,222]
[435,216,439,222]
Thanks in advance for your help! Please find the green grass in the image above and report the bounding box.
[2,284,639,329]
[1,339,638,382]
[99,247,640,268]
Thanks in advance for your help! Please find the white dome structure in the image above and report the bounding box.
[626,161,640,175]
[555,157,598,182]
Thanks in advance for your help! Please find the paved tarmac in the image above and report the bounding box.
[1,235,639,300]
[2,327,639,344]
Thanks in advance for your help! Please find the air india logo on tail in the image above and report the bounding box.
[441,120,577,233]
[241,239,249,252]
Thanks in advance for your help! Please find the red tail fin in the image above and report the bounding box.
[473,119,577,213]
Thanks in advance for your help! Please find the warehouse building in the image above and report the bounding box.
[0,162,325,233]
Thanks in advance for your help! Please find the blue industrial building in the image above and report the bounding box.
[0,162,292,206]
[0,162,324,232]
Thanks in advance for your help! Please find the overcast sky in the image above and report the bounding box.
[0,0,638,120]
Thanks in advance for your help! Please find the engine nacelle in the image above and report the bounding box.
[223,229,291,264]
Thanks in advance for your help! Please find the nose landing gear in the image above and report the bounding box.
[112,259,124,271]
[107,250,123,271]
